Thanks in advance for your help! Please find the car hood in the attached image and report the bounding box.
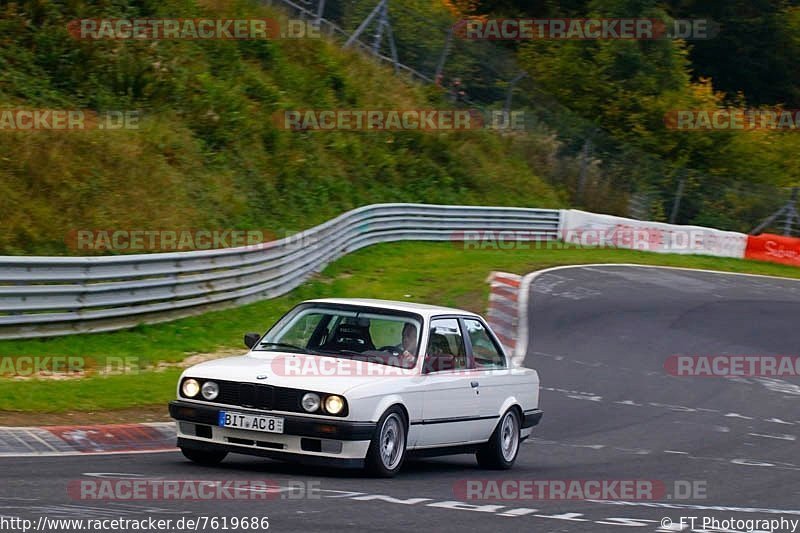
[181,351,411,396]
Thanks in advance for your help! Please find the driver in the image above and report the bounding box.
[400,322,418,367]
[401,322,418,354]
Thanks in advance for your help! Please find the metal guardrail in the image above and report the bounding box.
[0,204,560,339]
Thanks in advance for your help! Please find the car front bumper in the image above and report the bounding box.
[169,400,375,468]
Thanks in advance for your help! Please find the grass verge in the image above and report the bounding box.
[2,240,800,419]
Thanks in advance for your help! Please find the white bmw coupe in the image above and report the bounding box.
[169,298,542,477]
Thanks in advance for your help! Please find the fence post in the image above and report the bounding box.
[669,173,686,224]
[750,187,799,236]
[386,20,400,72]
[344,0,386,48]
[784,187,799,236]
[576,138,593,203]
[372,0,389,54]
[435,27,454,82]
[503,72,528,117]
[316,0,325,23]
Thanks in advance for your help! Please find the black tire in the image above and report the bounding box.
[180,447,228,466]
[476,408,521,470]
[365,407,407,477]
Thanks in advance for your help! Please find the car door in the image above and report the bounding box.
[462,317,511,441]
[416,317,481,447]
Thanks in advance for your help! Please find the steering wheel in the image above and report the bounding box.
[378,345,401,352]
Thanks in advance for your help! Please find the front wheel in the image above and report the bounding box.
[365,407,407,477]
[476,408,520,469]
[180,447,228,466]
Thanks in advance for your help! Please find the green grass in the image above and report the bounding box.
[2,240,800,414]
[0,0,561,256]
[2,370,182,413]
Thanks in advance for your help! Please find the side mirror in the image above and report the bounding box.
[244,332,261,349]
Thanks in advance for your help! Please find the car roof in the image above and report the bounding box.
[304,298,482,319]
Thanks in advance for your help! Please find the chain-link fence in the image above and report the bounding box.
[270,0,796,235]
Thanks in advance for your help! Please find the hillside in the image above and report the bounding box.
[0,0,562,255]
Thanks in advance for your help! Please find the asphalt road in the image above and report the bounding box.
[2,265,799,533]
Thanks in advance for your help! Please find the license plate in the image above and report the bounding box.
[218,411,284,434]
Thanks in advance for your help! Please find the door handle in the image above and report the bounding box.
[470,381,479,388]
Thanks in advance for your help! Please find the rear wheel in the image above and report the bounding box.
[180,447,227,466]
[476,408,520,469]
[365,407,407,477]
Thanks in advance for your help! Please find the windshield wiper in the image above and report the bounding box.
[257,342,310,353]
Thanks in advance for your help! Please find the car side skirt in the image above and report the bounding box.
[407,443,483,458]
[408,414,499,426]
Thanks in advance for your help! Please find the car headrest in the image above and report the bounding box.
[343,317,371,327]
[428,333,452,355]
[335,323,369,337]
[328,322,375,350]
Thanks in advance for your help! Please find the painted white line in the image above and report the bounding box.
[0,422,174,430]
[724,413,754,420]
[765,418,794,425]
[516,262,800,360]
[747,433,796,441]
[586,499,800,516]
[0,448,177,458]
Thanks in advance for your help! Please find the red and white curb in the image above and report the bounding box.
[0,422,176,457]
[485,271,522,356]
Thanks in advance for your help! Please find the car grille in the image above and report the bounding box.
[208,379,301,412]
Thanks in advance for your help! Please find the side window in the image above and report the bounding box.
[464,319,506,369]
[425,318,467,371]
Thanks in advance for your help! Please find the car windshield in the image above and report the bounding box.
[255,304,423,368]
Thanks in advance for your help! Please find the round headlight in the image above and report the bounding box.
[182,378,200,398]
[301,392,320,412]
[324,395,344,415]
[201,381,219,401]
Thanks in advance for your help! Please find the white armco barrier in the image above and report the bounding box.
[0,204,755,340]
[0,203,561,339]
[560,209,748,259]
